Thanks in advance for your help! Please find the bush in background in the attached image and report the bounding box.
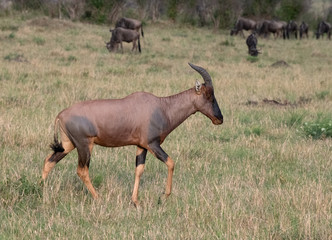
[301,115,332,139]
[1,0,330,28]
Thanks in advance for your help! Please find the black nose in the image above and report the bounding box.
[215,109,223,121]
[219,116,224,124]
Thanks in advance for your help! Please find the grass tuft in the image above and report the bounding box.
[33,36,46,45]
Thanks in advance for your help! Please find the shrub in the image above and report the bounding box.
[301,116,332,139]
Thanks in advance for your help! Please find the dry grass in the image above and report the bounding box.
[0,14,331,239]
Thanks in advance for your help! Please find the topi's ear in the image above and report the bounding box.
[195,80,202,94]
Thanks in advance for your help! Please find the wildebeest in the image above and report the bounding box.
[258,20,287,39]
[42,63,223,206]
[246,33,260,56]
[286,20,298,39]
[315,21,331,39]
[115,17,144,37]
[106,27,141,53]
[299,21,309,39]
[230,17,256,38]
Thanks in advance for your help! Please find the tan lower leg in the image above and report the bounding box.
[77,166,99,199]
[132,164,145,205]
[42,155,56,180]
[165,157,175,196]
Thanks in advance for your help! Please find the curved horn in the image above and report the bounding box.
[188,63,212,87]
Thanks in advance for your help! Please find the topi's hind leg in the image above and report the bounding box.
[76,138,99,199]
[42,152,65,180]
[42,128,75,180]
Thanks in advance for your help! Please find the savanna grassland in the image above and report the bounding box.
[0,13,331,239]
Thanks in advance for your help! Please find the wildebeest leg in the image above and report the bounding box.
[138,37,141,53]
[132,40,137,52]
[42,128,75,180]
[120,42,124,53]
[240,30,245,38]
[148,142,175,200]
[76,138,98,199]
[131,146,147,206]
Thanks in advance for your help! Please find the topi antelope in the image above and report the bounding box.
[42,63,223,206]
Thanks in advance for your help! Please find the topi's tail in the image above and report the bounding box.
[49,118,64,153]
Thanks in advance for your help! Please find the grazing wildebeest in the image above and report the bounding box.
[246,33,260,56]
[106,27,141,53]
[286,20,298,39]
[299,21,309,39]
[42,63,223,206]
[258,20,287,39]
[115,17,144,37]
[315,21,331,39]
[230,17,256,38]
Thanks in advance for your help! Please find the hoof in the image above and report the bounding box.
[131,200,140,208]
[39,178,45,186]
[158,193,170,205]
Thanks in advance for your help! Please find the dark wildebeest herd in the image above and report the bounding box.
[105,16,330,55]
[230,17,331,56]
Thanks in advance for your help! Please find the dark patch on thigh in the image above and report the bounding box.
[65,116,97,168]
[136,149,147,167]
[64,116,97,147]
[77,148,91,168]
[66,116,97,137]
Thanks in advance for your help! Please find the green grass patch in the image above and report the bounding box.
[33,36,46,45]
[247,55,259,62]
[284,110,306,127]
[220,39,235,46]
[301,116,332,139]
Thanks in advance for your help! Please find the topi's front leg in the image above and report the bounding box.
[164,156,175,197]
[148,142,175,202]
[132,146,147,207]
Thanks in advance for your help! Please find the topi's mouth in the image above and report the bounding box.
[212,118,223,125]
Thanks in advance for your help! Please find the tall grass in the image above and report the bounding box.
[0,15,331,239]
